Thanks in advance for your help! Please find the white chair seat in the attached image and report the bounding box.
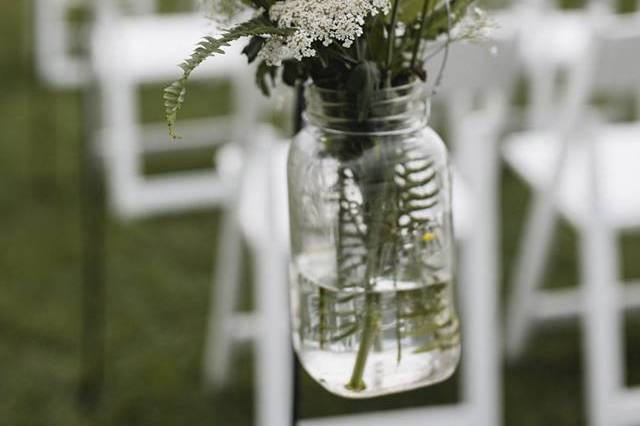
[503,124,640,230]
[92,13,246,82]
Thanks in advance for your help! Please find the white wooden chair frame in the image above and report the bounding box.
[90,3,262,219]
[39,2,292,421]
[34,0,162,88]
[213,33,518,425]
[504,15,640,426]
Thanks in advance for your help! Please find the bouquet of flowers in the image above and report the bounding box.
[164,0,489,137]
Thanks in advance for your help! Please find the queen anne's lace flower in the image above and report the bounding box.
[260,0,390,66]
[448,7,494,42]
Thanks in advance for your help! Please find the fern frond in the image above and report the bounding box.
[163,15,293,138]
[336,167,368,288]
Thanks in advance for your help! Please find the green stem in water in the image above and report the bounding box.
[346,235,383,391]
[389,164,402,364]
[392,197,402,364]
[346,293,380,391]
[345,141,392,391]
[319,287,327,349]
[393,247,402,364]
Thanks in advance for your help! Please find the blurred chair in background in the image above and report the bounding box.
[35,0,90,88]
[509,0,637,130]
[230,130,293,426]
[436,24,519,426]
[504,14,640,426]
[91,6,297,425]
[35,1,294,425]
[91,1,254,218]
[34,0,164,88]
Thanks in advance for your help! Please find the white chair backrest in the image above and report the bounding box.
[95,0,155,21]
[591,15,640,94]
[97,0,202,18]
[538,14,640,218]
[523,0,629,14]
[558,14,640,131]
[425,28,519,158]
[35,0,90,87]
[434,37,519,98]
[34,0,203,87]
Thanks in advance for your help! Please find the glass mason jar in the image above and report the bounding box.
[287,82,460,398]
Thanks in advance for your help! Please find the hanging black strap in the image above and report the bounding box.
[77,4,106,412]
[291,83,305,426]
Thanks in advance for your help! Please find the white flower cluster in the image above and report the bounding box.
[449,7,494,43]
[260,0,390,66]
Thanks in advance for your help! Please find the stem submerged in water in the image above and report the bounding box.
[319,287,327,349]
[346,292,380,391]
[345,141,393,391]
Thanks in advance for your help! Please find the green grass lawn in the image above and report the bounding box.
[2,1,640,425]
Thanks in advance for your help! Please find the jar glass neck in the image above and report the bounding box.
[304,82,430,135]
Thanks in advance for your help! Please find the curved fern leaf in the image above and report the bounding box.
[163,15,293,138]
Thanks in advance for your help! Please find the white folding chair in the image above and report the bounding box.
[503,15,640,426]
[37,1,236,219]
[90,6,260,218]
[198,126,294,426]
[87,0,297,406]
[36,3,293,425]
[433,30,519,426]
[512,0,639,129]
[34,0,162,88]
[35,0,90,88]
[89,0,296,384]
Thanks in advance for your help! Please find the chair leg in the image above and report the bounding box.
[505,190,558,360]
[457,115,502,426]
[526,62,556,129]
[252,142,293,426]
[100,77,142,219]
[253,243,293,426]
[203,203,244,389]
[580,227,623,426]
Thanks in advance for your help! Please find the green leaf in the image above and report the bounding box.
[242,36,266,63]
[255,60,277,96]
[282,59,303,86]
[328,323,360,343]
[163,15,293,139]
